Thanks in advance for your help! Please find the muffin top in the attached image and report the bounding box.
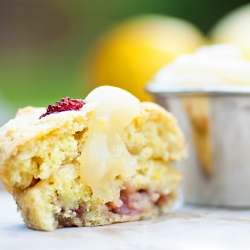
[152,44,250,87]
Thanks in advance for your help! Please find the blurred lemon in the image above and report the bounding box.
[210,4,250,60]
[87,15,207,101]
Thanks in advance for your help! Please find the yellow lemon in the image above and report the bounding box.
[87,15,207,101]
[210,4,250,60]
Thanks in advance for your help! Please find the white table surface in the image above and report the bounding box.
[1,190,250,250]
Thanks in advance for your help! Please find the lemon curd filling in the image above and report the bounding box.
[79,86,140,203]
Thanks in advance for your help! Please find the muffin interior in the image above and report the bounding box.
[0,105,185,231]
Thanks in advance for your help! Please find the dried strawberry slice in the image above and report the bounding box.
[39,97,85,119]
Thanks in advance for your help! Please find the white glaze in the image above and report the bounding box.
[153,44,250,87]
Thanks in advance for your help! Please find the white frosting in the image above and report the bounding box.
[79,86,140,202]
[153,44,250,87]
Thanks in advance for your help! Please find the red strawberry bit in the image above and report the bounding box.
[39,97,85,119]
[74,207,84,217]
[107,191,137,215]
[107,189,169,216]
[156,194,169,206]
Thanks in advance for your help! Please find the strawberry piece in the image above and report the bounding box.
[39,97,85,119]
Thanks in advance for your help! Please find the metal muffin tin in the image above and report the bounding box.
[147,84,250,207]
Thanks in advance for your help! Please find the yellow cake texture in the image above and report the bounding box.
[0,86,186,231]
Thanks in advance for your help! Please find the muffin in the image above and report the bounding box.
[147,44,250,207]
[151,44,250,176]
[0,86,186,231]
